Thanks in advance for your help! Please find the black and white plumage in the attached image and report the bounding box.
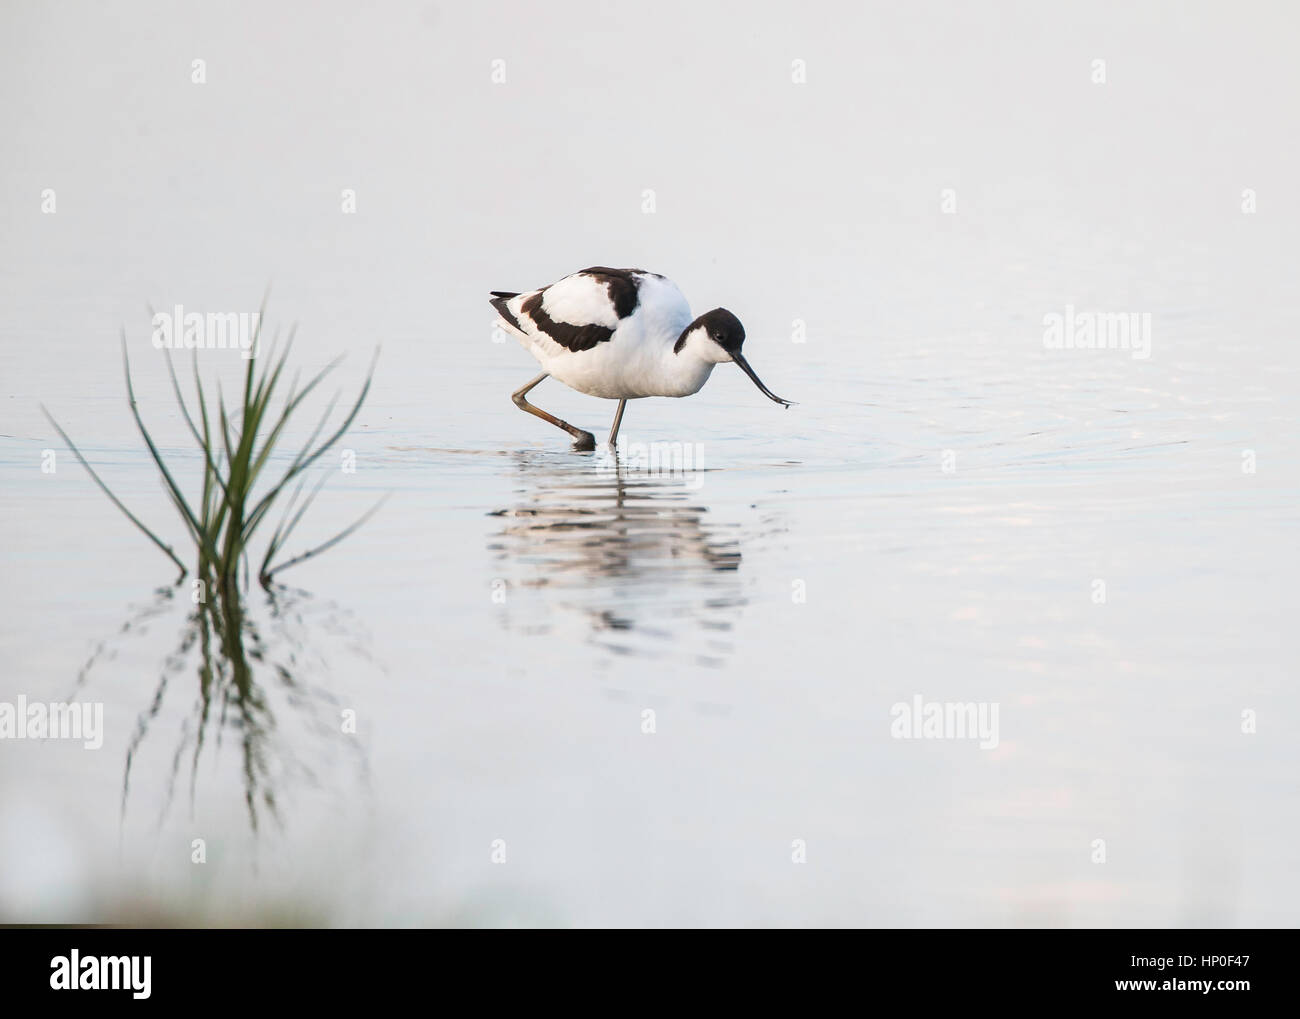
[491,266,791,448]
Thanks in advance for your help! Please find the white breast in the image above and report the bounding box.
[549,275,706,398]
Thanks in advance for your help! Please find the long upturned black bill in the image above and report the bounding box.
[734,353,794,407]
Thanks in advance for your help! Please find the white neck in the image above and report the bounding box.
[648,326,723,397]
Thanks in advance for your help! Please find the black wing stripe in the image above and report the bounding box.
[579,267,640,319]
[489,269,654,353]
[520,290,614,352]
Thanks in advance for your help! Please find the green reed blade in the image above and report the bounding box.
[261,493,390,584]
[40,405,188,579]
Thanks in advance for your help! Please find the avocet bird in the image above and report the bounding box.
[490,267,792,449]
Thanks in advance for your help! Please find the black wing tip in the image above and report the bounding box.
[490,293,523,332]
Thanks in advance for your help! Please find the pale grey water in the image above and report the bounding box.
[1,1,1298,926]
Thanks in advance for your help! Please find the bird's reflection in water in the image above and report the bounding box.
[488,451,747,667]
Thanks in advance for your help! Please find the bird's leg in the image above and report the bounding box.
[607,399,627,446]
[511,373,596,450]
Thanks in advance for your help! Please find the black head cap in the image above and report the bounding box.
[675,307,745,355]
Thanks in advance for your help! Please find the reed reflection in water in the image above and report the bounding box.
[488,452,747,668]
[71,579,374,833]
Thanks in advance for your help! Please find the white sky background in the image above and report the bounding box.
[2,0,1297,378]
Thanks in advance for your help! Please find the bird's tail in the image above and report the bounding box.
[489,291,525,334]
